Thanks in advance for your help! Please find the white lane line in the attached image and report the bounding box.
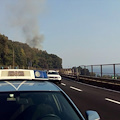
[105,98,120,105]
[61,83,66,86]
[70,86,82,92]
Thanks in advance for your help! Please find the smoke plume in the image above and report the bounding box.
[8,0,46,49]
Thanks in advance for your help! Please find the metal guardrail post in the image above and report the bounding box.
[101,65,102,77]
[76,68,79,76]
[113,64,115,79]
[73,68,74,75]
[76,68,79,80]
[91,65,93,76]
[84,66,86,75]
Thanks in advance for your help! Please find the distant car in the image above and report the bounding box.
[47,70,62,84]
[0,69,100,120]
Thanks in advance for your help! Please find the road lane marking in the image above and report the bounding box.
[61,83,66,86]
[105,98,120,105]
[70,86,82,92]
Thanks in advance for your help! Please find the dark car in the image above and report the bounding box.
[0,69,100,120]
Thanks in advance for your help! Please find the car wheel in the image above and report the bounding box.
[59,81,61,84]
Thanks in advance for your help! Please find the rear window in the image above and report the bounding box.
[48,72,59,75]
[0,91,82,120]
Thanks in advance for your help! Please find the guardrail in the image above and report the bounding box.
[81,63,120,79]
[62,63,120,80]
[61,74,120,91]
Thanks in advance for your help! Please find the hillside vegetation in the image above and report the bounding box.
[0,34,62,69]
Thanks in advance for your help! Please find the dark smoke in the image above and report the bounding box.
[8,0,46,49]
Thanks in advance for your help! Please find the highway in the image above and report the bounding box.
[57,77,120,120]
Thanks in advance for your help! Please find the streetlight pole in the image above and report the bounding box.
[13,48,14,69]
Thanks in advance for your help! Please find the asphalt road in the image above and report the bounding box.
[57,77,120,120]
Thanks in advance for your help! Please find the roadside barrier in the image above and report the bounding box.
[61,74,120,91]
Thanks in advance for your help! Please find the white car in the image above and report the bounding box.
[47,70,62,83]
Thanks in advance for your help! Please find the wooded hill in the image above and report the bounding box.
[0,34,62,69]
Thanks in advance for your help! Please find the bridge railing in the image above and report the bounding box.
[62,63,120,80]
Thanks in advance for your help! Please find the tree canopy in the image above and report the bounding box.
[0,34,62,69]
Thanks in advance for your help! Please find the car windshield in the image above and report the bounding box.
[48,72,59,75]
[0,91,82,120]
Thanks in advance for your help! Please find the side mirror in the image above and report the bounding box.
[86,110,100,120]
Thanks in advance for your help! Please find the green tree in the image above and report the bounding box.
[0,34,63,69]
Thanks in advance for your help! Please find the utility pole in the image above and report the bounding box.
[13,48,14,69]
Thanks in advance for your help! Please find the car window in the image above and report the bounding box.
[0,91,82,120]
[48,72,59,75]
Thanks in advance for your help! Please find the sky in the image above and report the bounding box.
[0,0,120,68]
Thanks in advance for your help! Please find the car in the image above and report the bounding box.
[0,69,100,120]
[47,70,62,84]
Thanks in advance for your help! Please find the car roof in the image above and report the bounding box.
[0,80,61,92]
[0,69,61,92]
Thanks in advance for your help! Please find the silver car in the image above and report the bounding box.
[0,69,100,120]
